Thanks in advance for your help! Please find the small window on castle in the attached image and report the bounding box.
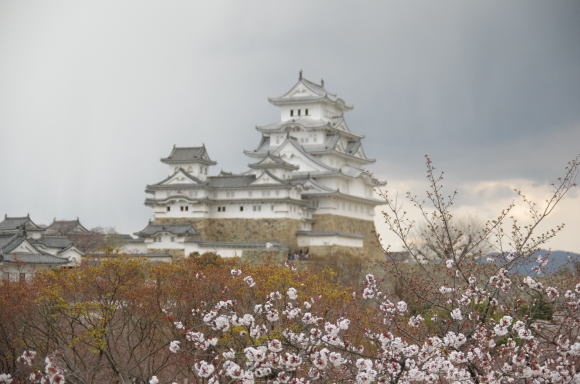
[305,108,309,116]
[290,109,294,117]
[240,206,244,212]
[166,206,171,212]
[185,206,189,211]
[297,109,301,116]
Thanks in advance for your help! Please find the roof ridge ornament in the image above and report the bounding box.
[321,78,324,88]
[299,69,303,80]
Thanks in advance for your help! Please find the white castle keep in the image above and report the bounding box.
[123,73,384,258]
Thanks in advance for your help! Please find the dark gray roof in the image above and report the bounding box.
[0,234,69,265]
[0,215,43,233]
[295,230,365,239]
[248,153,298,171]
[135,223,198,238]
[0,234,24,253]
[161,145,217,165]
[2,252,68,265]
[32,236,73,249]
[45,219,89,235]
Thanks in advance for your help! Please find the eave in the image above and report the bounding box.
[306,149,375,164]
[303,191,384,205]
[161,158,217,166]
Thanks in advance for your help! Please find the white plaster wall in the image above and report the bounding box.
[169,164,208,180]
[208,202,305,219]
[58,248,82,266]
[119,242,149,254]
[313,197,375,220]
[280,104,321,121]
[297,235,363,248]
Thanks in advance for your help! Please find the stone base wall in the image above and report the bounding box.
[153,218,302,249]
[311,214,384,260]
[153,214,383,260]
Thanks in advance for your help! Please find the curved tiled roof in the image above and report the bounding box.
[161,145,217,165]
[135,223,198,238]
[2,252,68,265]
[0,215,42,233]
[248,153,298,171]
[32,236,73,249]
[267,76,352,111]
[45,219,89,235]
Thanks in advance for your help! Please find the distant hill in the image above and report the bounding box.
[479,250,580,276]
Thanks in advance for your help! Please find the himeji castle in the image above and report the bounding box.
[123,73,384,259]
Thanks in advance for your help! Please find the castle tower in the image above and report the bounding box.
[161,145,216,181]
[133,73,384,259]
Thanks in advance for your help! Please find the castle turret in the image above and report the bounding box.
[161,145,216,181]
[268,71,352,123]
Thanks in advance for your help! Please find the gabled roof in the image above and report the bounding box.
[250,170,288,186]
[45,219,90,235]
[268,74,352,111]
[0,215,43,233]
[2,252,69,265]
[256,119,363,140]
[0,233,26,254]
[299,135,374,164]
[291,175,336,193]
[32,236,73,249]
[271,137,338,173]
[151,168,205,186]
[161,145,217,165]
[248,152,298,171]
[0,233,68,265]
[135,223,199,238]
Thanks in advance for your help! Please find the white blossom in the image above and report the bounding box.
[169,340,180,353]
[243,276,256,287]
[450,308,463,321]
[194,361,215,378]
[287,287,298,300]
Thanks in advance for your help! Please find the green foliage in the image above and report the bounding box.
[518,296,554,320]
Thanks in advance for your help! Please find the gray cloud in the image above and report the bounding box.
[0,0,579,245]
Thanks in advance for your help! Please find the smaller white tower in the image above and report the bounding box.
[161,145,217,181]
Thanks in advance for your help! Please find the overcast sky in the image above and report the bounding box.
[1,0,579,252]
